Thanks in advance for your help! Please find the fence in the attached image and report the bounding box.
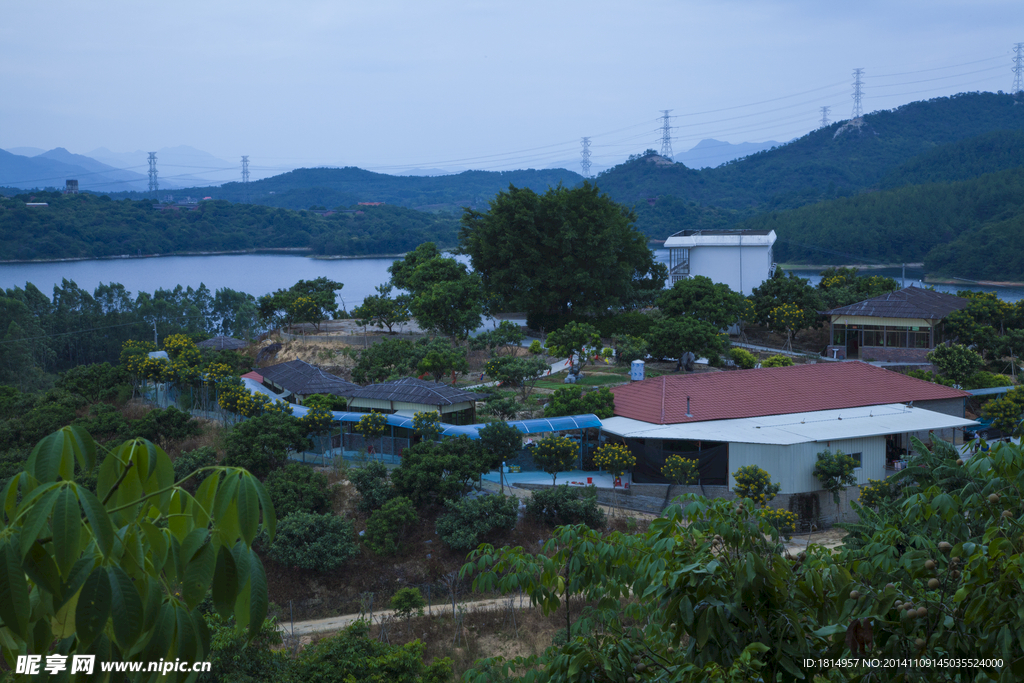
[278,330,425,346]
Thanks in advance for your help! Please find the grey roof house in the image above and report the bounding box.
[347,377,486,425]
[259,360,360,403]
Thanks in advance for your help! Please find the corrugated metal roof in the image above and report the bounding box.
[600,404,978,446]
[348,377,484,406]
[823,287,970,320]
[197,336,248,351]
[610,361,969,425]
[507,414,603,434]
[260,360,360,397]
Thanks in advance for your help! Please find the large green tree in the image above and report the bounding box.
[458,182,667,326]
[645,315,726,367]
[387,242,483,340]
[656,275,744,330]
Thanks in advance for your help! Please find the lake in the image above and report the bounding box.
[2,251,1022,306]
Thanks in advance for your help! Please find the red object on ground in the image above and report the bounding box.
[241,371,263,383]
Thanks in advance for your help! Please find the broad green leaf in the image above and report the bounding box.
[212,546,239,620]
[0,472,24,522]
[247,548,269,641]
[26,427,84,483]
[236,476,259,545]
[140,521,168,572]
[52,487,82,579]
[66,425,98,473]
[75,566,112,648]
[176,604,199,668]
[57,555,97,611]
[141,577,163,636]
[108,566,144,651]
[193,472,219,524]
[0,542,30,640]
[23,541,63,600]
[212,472,240,522]
[182,543,216,610]
[51,584,80,639]
[251,476,276,543]
[180,528,209,565]
[141,602,175,664]
[167,490,192,540]
[17,486,60,558]
[77,485,114,559]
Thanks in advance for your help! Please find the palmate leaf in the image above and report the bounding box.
[52,486,82,579]
[0,542,30,641]
[25,425,96,485]
[76,566,112,649]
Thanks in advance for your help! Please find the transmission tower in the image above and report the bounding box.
[147,152,158,198]
[241,156,250,202]
[659,110,674,160]
[819,106,831,128]
[851,68,865,118]
[1013,43,1024,94]
[579,138,592,178]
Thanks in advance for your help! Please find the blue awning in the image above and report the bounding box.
[505,414,603,434]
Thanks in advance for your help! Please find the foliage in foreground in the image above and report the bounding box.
[461,437,1024,682]
[436,494,519,551]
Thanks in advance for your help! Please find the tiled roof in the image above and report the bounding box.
[348,377,484,406]
[260,360,360,397]
[609,361,969,425]
[824,287,970,320]
[197,336,248,351]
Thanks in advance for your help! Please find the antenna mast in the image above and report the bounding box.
[147,152,158,199]
[851,68,865,118]
[579,138,592,178]
[819,106,831,128]
[659,110,674,160]
[1013,42,1024,94]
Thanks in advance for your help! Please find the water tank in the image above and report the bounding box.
[630,360,645,381]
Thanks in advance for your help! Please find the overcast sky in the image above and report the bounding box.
[2,1,1022,176]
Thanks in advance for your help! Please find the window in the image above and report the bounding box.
[850,452,862,469]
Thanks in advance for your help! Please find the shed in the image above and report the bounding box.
[259,359,360,404]
[347,377,486,425]
[197,336,248,351]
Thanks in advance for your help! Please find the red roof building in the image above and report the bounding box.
[609,361,968,425]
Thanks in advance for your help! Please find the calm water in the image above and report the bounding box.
[2,250,1022,306]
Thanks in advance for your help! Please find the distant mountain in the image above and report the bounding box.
[673,138,782,169]
[36,148,149,191]
[86,145,258,186]
[3,147,45,157]
[104,166,586,213]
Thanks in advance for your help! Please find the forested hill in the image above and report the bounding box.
[591,92,1024,236]
[738,166,1024,280]
[106,167,584,213]
[0,192,459,261]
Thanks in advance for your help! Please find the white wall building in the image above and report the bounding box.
[664,229,777,295]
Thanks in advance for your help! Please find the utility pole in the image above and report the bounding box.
[851,68,865,118]
[147,152,158,199]
[241,155,250,202]
[579,138,592,178]
[1013,43,1024,94]
[819,106,831,128]
[659,110,674,160]
[153,319,158,347]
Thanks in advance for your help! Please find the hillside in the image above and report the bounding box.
[591,92,1024,236]
[736,167,1024,279]
[106,166,585,213]
[0,192,459,261]
[0,148,151,193]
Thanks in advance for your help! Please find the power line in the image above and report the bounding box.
[659,110,674,160]
[241,155,250,203]
[579,138,592,178]
[851,68,865,118]
[819,106,831,128]
[147,152,158,198]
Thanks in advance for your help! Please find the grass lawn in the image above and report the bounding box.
[534,371,628,390]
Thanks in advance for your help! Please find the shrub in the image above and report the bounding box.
[350,460,393,513]
[390,587,426,621]
[304,393,348,411]
[812,448,859,513]
[526,485,605,528]
[436,494,519,551]
[758,508,798,540]
[857,478,892,509]
[592,442,635,477]
[732,465,780,506]
[761,354,794,367]
[267,512,358,572]
[173,446,217,491]
[265,463,332,517]
[390,436,491,507]
[729,347,757,369]
[544,385,615,419]
[531,434,579,485]
[365,496,418,556]
[223,412,311,479]
[611,334,648,365]
[528,339,544,355]
[662,454,699,485]
[413,410,442,441]
[354,411,388,439]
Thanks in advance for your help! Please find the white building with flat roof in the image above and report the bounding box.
[664,229,777,295]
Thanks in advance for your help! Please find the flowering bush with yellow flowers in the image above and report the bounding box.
[857,478,892,509]
[413,410,442,441]
[138,356,169,382]
[355,411,388,438]
[662,454,700,485]
[532,434,578,485]
[218,385,292,418]
[300,406,334,436]
[203,362,234,383]
[162,333,197,358]
[593,442,635,478]
[732,464,781,506]
[758,507,798,540]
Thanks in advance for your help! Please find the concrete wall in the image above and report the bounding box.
[690,245,773,296]
[728,437,885,494]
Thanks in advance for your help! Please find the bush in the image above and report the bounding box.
[390,587,426,621]
[223,412,311,479]
[544,385,615,419]
[661,454,699,485]
[611,334,648,365]
[173,446,217,491]
[857,478,892,509]
[390,436,491,507]
[365,497,418,556]
[729,347,757,369]
[267,512,358,572]
[201,612,287,683]
[761,354,794,367]
[732,465,780,506]
[266,463,333,517]
[351,460,393,513]
[436,494,519,551]
[592,443,635,477]
[528,339,544,355]
[526,485,605,528]
[758,508,798,540]
[129,405,201,448]
[531,434,579,485]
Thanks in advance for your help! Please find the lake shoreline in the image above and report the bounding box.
[0,247,412,264]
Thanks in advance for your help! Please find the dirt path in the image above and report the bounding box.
[278,594,524,637]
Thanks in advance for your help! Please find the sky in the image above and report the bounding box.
[2,0,1023,177]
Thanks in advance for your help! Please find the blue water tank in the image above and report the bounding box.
[630,360,645,381]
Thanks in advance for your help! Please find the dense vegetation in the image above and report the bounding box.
[0,192,459,261]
